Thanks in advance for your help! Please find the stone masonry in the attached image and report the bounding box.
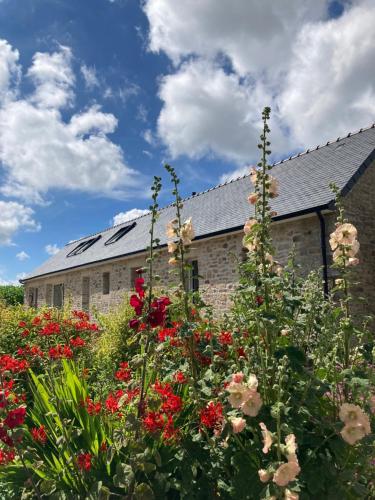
[24,160,375,318]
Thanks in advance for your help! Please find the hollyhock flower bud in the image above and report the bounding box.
[258,469,271,483]
[230,417,246,434]
[259,422,273,453]
[273,460,300,487]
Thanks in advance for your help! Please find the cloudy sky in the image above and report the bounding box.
[0,0,374,284]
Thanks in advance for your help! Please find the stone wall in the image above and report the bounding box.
[342,160,375,317]
[24,213,329,314]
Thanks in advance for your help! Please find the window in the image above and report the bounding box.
[45,284,53,306]
[28,287,38,307]
[105,222,136,245]
[82,277,90,311]
[53,284,64,308]
[103,272,110,295]
[67,235,101,257]
[187,260,199,292]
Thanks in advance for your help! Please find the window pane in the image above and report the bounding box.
[82,277,90,311]
[103,272,110,295]
[53,284,64,308]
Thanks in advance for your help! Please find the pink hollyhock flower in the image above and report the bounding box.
[247,192,259,205]
[284,434,298,462]
[259,422,273,453]
[258,469,271,483]
[227,383,252,409]
[230,417,246,434]
[341,422,371,445]
[273,460,300,487]
[241,391,262,417]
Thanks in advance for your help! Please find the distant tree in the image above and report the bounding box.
[0,285,24,306]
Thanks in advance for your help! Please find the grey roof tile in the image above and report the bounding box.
[24,125,375,281]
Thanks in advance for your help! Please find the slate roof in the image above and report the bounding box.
[23,124,375,281]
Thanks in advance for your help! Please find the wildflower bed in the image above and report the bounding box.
[0,109,373,499]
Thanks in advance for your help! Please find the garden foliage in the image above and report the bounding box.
[0,109,373,499]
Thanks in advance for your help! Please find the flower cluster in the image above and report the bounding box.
[227,372,262,417]
[143,381,182,441]
[200,401,224,433]
[339,403,371,445]
[166,216,195,265]
[329,222,359,267]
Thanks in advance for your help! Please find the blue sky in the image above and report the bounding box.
[0,0,374,284]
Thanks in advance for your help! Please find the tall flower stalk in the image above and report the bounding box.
[137,175,162,417]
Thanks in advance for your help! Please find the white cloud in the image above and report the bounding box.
[112,208,149,226]
[81,64,99,89]
[0,41,141,204]
[0,39,20,102]
[16,251,30,261]
[142,128,156,146]
[27,45,74,109]
[157,59,286,163]
[144,0,328,76]
[45,243,60,256]
[145,0,375,167]
[219,166,251,184]
[279,0,375,147]
[0,201,40,246]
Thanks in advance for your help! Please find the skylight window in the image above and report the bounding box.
[105,222,136,245]
[67,235,102,257]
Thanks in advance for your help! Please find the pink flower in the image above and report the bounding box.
[258,469,271,483]
[284,434,298,461]
[241,391,262,417]
[259,422,273,454]
[273,461,300,487]
[227,383,252,409]
[341,422,371,445]
[230,417,246,434]
[247,192,259,205]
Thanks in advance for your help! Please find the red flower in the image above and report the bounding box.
[48,344,73,359]
[0,427,14,446]
[256,295,264,306]
[237,347,247,358]
[31,425,47,444]
[218,331,233,345]
[75,320,98,332]
[115,362,131,382]
[0,449,15,465]
[134,277,145,298]
[72,310,90,321]
[204,331,213,342]
[18,321,27,328]
[200,402,223,430]
[100,441,107,452]
[32,316,41,326]
[129,318,140,330]
[157,327,177,342]
[21,329,30,338]
[4,407,26,429]
[77,453,92,471]
[143,411,165,433]
[39,322,60,336]
[173,371,187,384]
[105,390,124,414]
[0,355,29,374]
[84,397,102,416]
[130,294,144,316]
[70,336,86,347]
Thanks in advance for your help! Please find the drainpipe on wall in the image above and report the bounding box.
[317,210,329,297]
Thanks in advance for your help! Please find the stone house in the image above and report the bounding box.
[22,125,375,317]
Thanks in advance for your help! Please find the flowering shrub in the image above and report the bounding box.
[0,108,373,499]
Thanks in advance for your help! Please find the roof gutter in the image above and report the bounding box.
[20,203,332,284]
[316,210,329,297]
